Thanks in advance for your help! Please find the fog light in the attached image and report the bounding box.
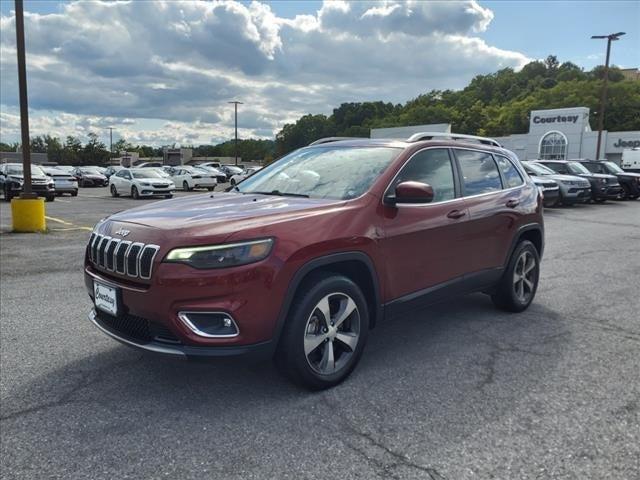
[178,312,239,338]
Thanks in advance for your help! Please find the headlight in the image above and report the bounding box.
[165,238,274,269]
[599,178,607,184]
[140,182,150,186]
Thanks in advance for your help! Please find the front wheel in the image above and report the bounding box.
[230,179,236,186]
[131,185,140,199]
[45,195,55,202]
[71,190,78,197]
[3,186,13,202]
[276,273,369,390]
[207,186,215,191]
[183,181,191,191]
[110,185,119,197]
[491,240,540,313]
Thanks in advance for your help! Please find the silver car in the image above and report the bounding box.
[42,166,79,196]
[522,161,591,206]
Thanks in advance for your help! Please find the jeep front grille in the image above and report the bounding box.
[88,233,159,280]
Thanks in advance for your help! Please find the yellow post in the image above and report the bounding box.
[11,197,46,232]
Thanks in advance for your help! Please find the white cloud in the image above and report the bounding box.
[0,0,529,146]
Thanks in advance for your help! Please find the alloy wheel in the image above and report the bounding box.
[304,293,360,375]
[513,251,537,303]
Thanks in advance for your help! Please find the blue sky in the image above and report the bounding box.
[0,1,638,146]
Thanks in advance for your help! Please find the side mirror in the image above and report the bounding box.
[392,181,434,205]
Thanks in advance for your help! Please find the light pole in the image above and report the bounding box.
[228,101,243,166]
[591,32,625,160]
[15,0,35,198]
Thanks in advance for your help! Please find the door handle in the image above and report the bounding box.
[446,209,466,219]
[506,199,520,208]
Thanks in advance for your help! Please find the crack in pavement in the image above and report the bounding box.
[321,394,447,480]
[0,355,144,422]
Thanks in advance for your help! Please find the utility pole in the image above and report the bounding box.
[228,101,243,166]
[15,0,35,198]
[109,127,113,163]
[591,32,625,160]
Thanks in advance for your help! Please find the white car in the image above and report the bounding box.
[170,166,217,191]
[109,168,175,199]
[195,165,227,183]
[229,166,262,186]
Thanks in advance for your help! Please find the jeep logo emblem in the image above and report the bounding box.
[114,228,130,237]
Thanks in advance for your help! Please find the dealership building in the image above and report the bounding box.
[371,106,640,164]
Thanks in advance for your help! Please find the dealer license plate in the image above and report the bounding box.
[94,281,119,316]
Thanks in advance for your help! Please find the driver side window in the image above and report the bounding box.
[393,148,456,202]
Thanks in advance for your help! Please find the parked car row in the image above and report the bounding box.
[523,159,640,206]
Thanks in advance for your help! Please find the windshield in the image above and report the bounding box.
[524,163,554,176]
[131,169,164,179]
[604,162,624,174]
[6,165,46,176]
[568,162,591,175]
[80,167,103,174]
[236,146,401,200]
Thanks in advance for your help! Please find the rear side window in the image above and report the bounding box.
[393,148,456,202]
[583,163,603,174]
[543,162,567,174]
[455,149,502,196]
[495,155,524,188]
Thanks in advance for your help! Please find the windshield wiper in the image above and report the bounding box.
[250,190,310,198]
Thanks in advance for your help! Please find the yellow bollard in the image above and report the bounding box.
[11,197,47,232]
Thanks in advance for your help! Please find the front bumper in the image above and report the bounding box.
[562,186,591,204]
[593,184,622,199]
[139,188,175,196]
[542,188,560,206]
[89,308,273,359]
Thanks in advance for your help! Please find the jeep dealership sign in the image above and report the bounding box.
[613,138,640,149]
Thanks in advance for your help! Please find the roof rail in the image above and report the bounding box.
[308,137,359,146]
[406,132,502,148]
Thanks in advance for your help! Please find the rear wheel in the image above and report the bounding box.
[110,185,119,197]
[276,273,369,390]
[45,195,55,202]
[3,186,14,202]
[491,240,540,313]
[131,185,140,199]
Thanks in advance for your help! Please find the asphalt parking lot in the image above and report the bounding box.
[1,188,639,480]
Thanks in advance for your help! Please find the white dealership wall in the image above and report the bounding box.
[493,107,640,163]
[370,107,640,163]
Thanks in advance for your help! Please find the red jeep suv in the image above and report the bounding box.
[85,133,544,389]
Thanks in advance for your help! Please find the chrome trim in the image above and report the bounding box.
[114,240,131,274]
[105,237,120,272]
[177,311,240,338]
[126,242,145,277]
[88,309,185,356]
[406,131,502,147]
[383,145,530,208]
[139,244,160,280]
[97,236,111,268]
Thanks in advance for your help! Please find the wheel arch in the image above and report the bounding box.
[506,223,544,265]
[273,251,383,350]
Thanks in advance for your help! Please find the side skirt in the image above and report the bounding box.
[383,268,504,320]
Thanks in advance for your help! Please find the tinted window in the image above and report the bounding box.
[541,162,567,174]
[495,155,524,188]
[393,148,455,202]
[456,150,502,196]
[583,163,603,174]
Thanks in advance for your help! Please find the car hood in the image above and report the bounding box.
[532,177,558,187]
[544,174,588,183]
[106,192,346,241]
[7,174,50,181]
[616,172,640,179]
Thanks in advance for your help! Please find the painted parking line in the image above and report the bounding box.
[45,215,93,232]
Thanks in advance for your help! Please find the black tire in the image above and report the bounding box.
[3,186,13,202]
[594,198,606,203]
[110,185,119,197]
[275,272,369,390]
[207,186,215,191]
[620,184,631,200]
[165,194,173,199]
[71,190,78,197]
[131,186,140,199]
[230,179,236,186]
[491,240,540,313]
[46,195,55,202]
[183,181,191,191]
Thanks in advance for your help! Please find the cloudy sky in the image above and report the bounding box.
[0,0,638,147]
